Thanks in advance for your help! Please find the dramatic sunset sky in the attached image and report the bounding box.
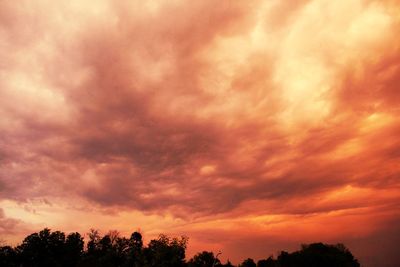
[1,0,400,266]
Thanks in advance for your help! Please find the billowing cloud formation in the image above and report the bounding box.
[1,0,400,266]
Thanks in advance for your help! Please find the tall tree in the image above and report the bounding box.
[127,231,144,267]
[64,232,84,267]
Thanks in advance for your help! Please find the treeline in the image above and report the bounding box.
[0,228,360,267]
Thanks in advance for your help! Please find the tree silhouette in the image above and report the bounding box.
[0,245,18,267]
[87,228,101,255]
[239,258,256,267]
[143,234,188,267]
[17,228,63,267]
[260,243,360,267]
[257,256,274,267]
[188,251,222,267]
[64,232,84,267]
[125,231,143,267]
[0,228,361,267]
[223,260,235,267]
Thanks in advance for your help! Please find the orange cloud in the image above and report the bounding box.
[1,0,400,266]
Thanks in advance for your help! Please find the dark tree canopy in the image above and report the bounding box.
[0,228,360,267]
[257,256,275,267]
[143,234,188,267]
[270,242,360,267]
[239,258,256,267]
[188,251,222,267]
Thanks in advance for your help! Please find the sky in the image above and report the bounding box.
[0,0,400,266]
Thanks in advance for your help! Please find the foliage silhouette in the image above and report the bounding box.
[239,258,257,267]
[223,260,235,267]
[188,251,222,267]
[257,256,275,267]
[143,234,188,267]
[0,228,360,267]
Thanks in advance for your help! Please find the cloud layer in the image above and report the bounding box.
[1,0,400,266]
